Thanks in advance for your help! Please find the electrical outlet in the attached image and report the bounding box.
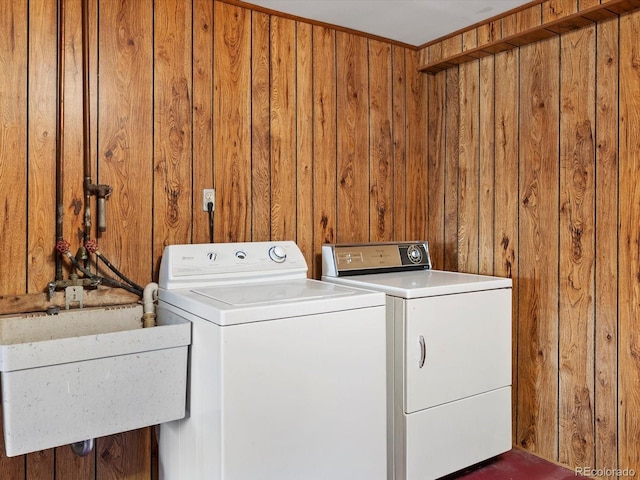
[202,189,215,212]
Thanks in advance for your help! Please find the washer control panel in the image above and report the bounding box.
[322,242,431,277]
[159,241,307,289]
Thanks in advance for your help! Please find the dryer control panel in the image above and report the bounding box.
[322,242,431,277]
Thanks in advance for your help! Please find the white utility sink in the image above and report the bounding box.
[0,304,190,457]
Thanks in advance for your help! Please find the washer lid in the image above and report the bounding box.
[193,280,353,306]
[159,279,385,325]
[322,269,512,298]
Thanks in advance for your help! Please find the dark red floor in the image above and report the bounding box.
[442,448,582,480]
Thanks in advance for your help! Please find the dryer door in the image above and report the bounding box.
[403,288,512,413]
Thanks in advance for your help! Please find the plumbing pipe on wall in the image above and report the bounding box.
[55,0,66,282]
[81,0,92,242]
[81,0,112,240]
[52,0,130,298]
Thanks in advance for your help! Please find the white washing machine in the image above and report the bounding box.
[157,241,387,480]
[322,242,512,480]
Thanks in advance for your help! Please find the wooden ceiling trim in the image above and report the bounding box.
[419,0,640,74]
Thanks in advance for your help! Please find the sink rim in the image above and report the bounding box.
[0,304,190,372]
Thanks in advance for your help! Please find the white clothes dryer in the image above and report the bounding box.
[157,241,387,480]
[322,242,513,480]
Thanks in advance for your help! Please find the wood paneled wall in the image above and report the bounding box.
[0,0,425,478]
[424,5,640,478]
[4,0,640,478]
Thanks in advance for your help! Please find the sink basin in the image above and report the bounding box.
[0,304,190,457]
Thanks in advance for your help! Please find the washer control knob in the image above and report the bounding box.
[235,250,247,260]
[269,245,287,263]
[206,252,217,261]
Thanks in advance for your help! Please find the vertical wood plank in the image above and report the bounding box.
[270,16,297,241]
[55,449,96,480]
[192,0,214,244]
[0,417,25,479]
[542,0,579,22]
[618,10,640,476]
[369,39,393,242]
[462,29,477,52]
[416,46,428,70]
[61,0,86,260]
[442,34,463,58]
[444,68,460,271]
[152,0,192,265]
[479,55,495,276]
[26,449,54,480]
[517,37,560,460]
[426,71,446,267]
[0,0,27,296]
[478,20,501,46]
[336,32,369,243]
[312,26,336,275]
[558,25,596,469]
[458,57,480,274]
[494,47,520,440]
[0,1,31,470]
[518,5,543,30]
[594,16,619,478]
[579,0,602,9]
[493,48,520,277]
[97,0,156,475]
[427,42,443,65]
[99,0,154,284]
[392,46,407,242]
[405,50,428,242]
[251,11,271,241]
[501,13,518,38]
[503,5,542,37]
[296,21,314,272]
[214,2,251,242]
[97,431,150,480]
[26,0,57,296]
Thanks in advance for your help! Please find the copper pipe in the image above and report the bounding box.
[81,0,92,241]
[80,0,111,237]
[55,0,66,281]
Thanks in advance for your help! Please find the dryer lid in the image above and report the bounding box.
[322,269,512,298]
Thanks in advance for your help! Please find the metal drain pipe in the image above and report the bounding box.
[71,438,95,457]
